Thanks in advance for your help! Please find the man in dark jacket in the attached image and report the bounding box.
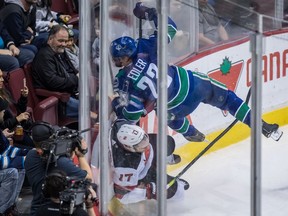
[32,25,79,118]
[0,0,38,54]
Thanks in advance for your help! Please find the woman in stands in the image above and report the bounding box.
[0,69,34,147]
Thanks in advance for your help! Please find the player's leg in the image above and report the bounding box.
[148,134,181,164]
[168,117,205,142]
[210,86,282,140]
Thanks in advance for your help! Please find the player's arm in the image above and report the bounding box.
[133,2,177,43]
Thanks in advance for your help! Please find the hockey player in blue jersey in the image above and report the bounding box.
[110,2,282,142]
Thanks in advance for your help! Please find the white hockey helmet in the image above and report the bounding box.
[117,124,145,146]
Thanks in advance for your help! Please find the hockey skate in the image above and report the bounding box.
[167,154,181,165]
[184,128,205,142]
[262,121,283,141]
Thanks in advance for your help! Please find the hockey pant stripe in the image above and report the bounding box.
[235,102,251,124]
[168,117,190,134]
[223,90,251,126]
[168,67,190,109]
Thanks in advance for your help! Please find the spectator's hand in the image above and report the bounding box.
[133,2,157,20]
[49,21,59,28]
[9,45,20,56]
[16,112,30,123]
[21,78,28,97]
[26,26,34,34]
[0,49,13,56]
[59,15,71,23]
[2,128,14,138]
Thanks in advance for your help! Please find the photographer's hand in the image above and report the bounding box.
[75,139,92,180]
[85,186,98,216]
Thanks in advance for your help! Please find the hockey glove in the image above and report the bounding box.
[146,182,157,199]
[133,2,157,21]
[111,96,123,116]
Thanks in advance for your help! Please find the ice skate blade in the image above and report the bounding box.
[270,129,283,141]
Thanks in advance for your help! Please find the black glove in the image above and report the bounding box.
[111,96,123,116]
[146,182,157,199]
[133,2,157,21]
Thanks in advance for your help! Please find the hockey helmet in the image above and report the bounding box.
[117,124,145,146]
[110,36,137,58]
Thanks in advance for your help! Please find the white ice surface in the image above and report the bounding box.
[167,125,288,216]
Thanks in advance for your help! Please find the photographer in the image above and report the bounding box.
[36,169,97,216]
[24,121,93,216]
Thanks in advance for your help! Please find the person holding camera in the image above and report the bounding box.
[36,169,97,216]
[24,121,93,216]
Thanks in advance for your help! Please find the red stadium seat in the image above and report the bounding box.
[23,63,78,128]
[5,68,59,125]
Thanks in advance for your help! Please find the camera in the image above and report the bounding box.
[59,178,97,215]
[40,126,88,159]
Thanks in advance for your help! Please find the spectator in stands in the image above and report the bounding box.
[0,97,29,215]
[0,21,35,72]
[0,69,34,147]
[198,0,229,47]
[65,27,79,71]
[0,0,38,54]
[32,25,79,118]
[32,25,97,119]
[35,0,79,49]
[0,168,23,216]
[24,121,93,216]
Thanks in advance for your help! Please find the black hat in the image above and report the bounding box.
[0,97,8,111]
[31,122,56,142]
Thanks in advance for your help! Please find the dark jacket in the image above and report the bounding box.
[0,21,14,47]
[0,2,36,46]
[0,95,28,130]
[32,45,78,93]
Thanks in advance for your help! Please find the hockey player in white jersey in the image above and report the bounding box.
[110,121,189,204]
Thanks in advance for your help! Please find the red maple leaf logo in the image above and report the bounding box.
[208,57,244,116]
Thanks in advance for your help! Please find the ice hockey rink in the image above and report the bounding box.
[111,125,288,216]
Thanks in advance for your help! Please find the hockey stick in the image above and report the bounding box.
[139,18,143,38]
[167,88,251,189]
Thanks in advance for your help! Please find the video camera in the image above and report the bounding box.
[59,178,98,215]
[40,127,89,159]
